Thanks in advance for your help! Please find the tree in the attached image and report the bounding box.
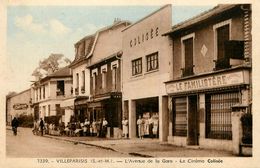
[32,54,71,80]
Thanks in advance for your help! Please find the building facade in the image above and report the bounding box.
[31,66,73,125]
[164,4,252,151]
[69,20,130,136]
[6,89,33,125]
[122,5,173,141]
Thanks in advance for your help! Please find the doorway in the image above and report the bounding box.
[187,95,199,145]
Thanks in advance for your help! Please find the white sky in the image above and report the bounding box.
[5,5,214,95]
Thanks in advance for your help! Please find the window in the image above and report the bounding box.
[206,92,240,140]
[146,52,159,72]
[112,66,117,90]
[172,97,187,136]
[181,33,194,77]
[39,88,41,100]
[43,85,45,99]
[48,105,51,116]
[56,104,61,116]
[81,71,85,93]
[101,65,107,89]
[132,58,142,76]
[91,69,97,93]
[102,70,106,89]
[214,20,231,70]
[75,73,79,95]
[57,81,65,96]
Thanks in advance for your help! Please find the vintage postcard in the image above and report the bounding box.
[0,0,259,168]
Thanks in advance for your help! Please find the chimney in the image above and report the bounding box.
[114,18,121,24]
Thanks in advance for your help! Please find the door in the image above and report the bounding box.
[187,95,199,145]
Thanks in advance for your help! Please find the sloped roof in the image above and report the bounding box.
[40,66,71,83]
[69,20,131,68]
[163,4,239,35]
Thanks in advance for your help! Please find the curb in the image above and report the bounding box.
[42,135,153,157]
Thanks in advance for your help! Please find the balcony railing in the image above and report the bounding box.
[181,65,194,77]
[214,58,230,71]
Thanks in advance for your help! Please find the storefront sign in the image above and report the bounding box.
[166,71,246,94]
[129,27,159,47]
[13,103,28,110]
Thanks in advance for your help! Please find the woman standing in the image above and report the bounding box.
[122,117,129,138]
[137,115,144,139]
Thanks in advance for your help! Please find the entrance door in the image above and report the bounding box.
[187,95,199,145]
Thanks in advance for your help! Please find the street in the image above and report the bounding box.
[6,127,129,158]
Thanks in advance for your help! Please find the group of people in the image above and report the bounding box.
[64,118,108,137]
[137,115,159,139]
[32,118,46,136]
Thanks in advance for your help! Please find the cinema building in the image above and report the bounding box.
[69,20,130,136]
[163,4,252,151]
[122,5,173,141]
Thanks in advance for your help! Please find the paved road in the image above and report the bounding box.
[6,127,129,158]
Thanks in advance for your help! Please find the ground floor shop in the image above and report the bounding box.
[165,67,251,151]
[124,95,169,141]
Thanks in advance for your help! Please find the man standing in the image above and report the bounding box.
[11,117,19,136]
[39,118,45,136]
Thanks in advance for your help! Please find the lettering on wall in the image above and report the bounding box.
[13,103,28,110]
[166,71,245,93]
[130,27,159,47]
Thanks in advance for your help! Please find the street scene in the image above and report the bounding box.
[6,127,233,158]
[5,3,252,160]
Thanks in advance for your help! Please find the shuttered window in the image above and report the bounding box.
[173,97,187,136]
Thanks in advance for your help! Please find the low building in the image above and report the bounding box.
[31,66,73,125]
[122,5,173,141]
[163,4,252,151]
[6,89,33,125]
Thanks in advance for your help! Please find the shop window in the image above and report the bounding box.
[146,52,159,72]
[132,58,142,76]
[181,33,194,77]
[57,81,65,96]
[172,97,187,136]
[213,20,233,70]
[206,92,240,140]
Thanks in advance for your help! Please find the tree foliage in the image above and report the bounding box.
[32,54,71,79]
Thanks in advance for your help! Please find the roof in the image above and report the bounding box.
[6,88,31,99]
[87,51,122,68]
[69,20,131,68]
[40,66,71,82]
[163,4,241,36]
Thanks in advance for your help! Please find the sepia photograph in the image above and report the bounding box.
[0,0,259,168]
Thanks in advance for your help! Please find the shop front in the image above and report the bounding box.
[74,96,88,122]
[135,97,159,138]
[88,92,122,137]
[165,67,250,151]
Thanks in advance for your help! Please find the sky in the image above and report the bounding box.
[6,5,214,94]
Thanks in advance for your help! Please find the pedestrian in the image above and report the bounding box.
[11,117,19,136]
[84,118,90,136]
[39,118,45,136]
[92,119,97,136]
[137,115,144,139]
[152,118,159,138]
[148,116,154,138]
[101,118,108,137]
[122,117,128,138]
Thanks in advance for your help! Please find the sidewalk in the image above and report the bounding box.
[42,134,235,157]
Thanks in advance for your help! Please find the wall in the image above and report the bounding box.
[172,13,245,80]
[72,63,90,96]
[6,89,33,123]
[91,23,126,64]
[122,5,173,100]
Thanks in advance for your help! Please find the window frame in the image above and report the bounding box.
[132,57,142,76]
[146,52,159,72]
